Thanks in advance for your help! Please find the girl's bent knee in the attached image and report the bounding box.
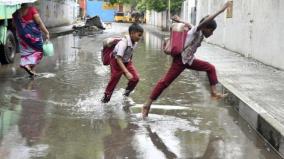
[211,65,216,70]
[208,64,216,72]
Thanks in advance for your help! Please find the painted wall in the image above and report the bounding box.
[146,10,168,30]
[197,0,284,70]
[37,0,79,28]
[181,0,197,25]
[86,0,115,22]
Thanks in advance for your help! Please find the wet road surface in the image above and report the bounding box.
[0,23,282,159]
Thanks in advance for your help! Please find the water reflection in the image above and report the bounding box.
[52,34,80,65]
[144,31,163,51]
[103,119,139,159]
[131,112,200,159]
[0,80,49,159]
[145,126,178,159]
[19,81,46,145]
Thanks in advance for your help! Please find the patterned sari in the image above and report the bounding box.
[13,10,43,67]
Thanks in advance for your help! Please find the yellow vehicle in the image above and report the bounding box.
[114,12,131,23]
[114,12,125,22]
[124,14,131,23]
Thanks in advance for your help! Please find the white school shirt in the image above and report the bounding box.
[113,35,137,63]
[181,26,204,65]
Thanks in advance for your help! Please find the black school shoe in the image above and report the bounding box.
[101,94,111,103]
[123,89,131,97]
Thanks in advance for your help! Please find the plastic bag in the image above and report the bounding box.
[43,41,54,57]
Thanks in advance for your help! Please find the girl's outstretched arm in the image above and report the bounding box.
[197,1,232,31]
[171,15,192,29]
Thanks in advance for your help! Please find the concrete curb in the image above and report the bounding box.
[48,27,74,38]
[220,79,284,158]
[49,29,74,38]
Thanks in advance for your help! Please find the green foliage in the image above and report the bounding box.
[169,0,185,14]
[109,0,119,4]
[147,0,168,12]
[148,0,185,13]
[110,0,135,5]
[136,0,148,12]
[110,0,185,13]
[110,0,138,11]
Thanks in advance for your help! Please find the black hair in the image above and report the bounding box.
[129,23,144,34]
[21,3,30,8]
[199,15,217,30]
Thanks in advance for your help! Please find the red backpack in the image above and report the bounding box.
[101,37,123,65]
[163,23,190,56]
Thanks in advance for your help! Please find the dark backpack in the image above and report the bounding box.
[101,37,123,65]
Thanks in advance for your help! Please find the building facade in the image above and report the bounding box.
[36,0,79,28]
[186,0,284,70]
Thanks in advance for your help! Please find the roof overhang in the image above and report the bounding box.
[0,0,37,5]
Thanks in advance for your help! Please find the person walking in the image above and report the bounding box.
[13,3,49,77]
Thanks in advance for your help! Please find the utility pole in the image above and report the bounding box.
[168,0,171,30]
[168,0,171,18]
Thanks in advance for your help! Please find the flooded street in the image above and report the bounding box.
[0,23,282,159]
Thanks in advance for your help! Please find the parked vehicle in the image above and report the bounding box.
[0,4,20,64]
[114,12,130,23]
[0,0,37,65]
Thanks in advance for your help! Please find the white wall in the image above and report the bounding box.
[146,10,168,30]
[197,0,284,70]
[37,0,79,28]
[181,0,196,25]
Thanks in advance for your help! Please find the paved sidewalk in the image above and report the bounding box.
[144,25,284,157]
[48,21,85,37]
[197,44,284,155]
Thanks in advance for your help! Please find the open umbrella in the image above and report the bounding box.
[0,0,37,5]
